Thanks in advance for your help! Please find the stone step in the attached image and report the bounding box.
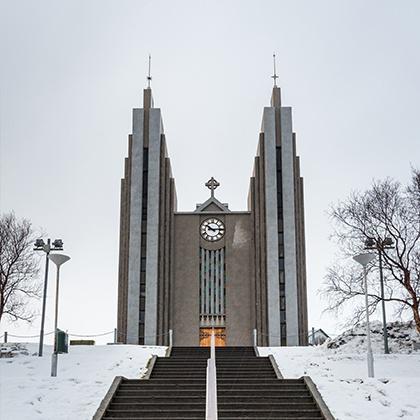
[103,418,204,420]
[215,360,271,363]
[112,395,314,404]
[118,385,207,390]
[110,401,317,411]
[217,371,277,375]
[117,390,310,399]
[109,402,205,410]
[217,386,309,392]
[112,395,206,403]
[217,402,317,409]
[218,396,315,403]
[218,418,323,420]
[118,386,206,392]
[116,389,205,397]
[153,361,208,365]
[217,368,275,371]
[150,373,206,376]
[121,379,206,384]
[104,418,322,420]
[124,377,301,383]
[116,390,206,397]
[218,386,310,393]
[151,367,206,370]
[105,409,205,418]
[217,380,306,385]
[103,418,205,420]
[150,374,206,377]
[217,409,322,417]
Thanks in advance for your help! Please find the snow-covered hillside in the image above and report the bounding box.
[327,321,419,354]
[0,343,166,420]
[260,322,420,419]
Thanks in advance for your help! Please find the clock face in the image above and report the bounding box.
[200,218,225,242]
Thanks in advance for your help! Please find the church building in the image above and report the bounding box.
[117,82,308,347]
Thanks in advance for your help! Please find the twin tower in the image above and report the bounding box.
[117,85,308,347]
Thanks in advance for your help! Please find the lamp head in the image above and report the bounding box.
[48,253,70,267]
[364,238,375,248]
[52,239,63,249]
[353,252,376,267]
[34,238,45,249]
[383,237,394,247]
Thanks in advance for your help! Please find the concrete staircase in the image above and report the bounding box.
[100,347,208,419]
[96,346,331,419]
[216,347,325,419]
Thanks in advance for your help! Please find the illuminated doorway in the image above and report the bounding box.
[199,328,226,347]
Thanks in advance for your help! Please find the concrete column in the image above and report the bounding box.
[144,109,163,345]
[201,248,205,314]
[262,107,281,346]
[210,250,215,315]
[280,107,299,346]
[220,248,225,315]
[126,109,144,344]
[215,250,219,315]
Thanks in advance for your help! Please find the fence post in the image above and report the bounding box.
[4,332,7,343]
[114,328,117,344]
[253,328,257,347]
[169,329,173,348]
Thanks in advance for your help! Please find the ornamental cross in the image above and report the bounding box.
[271,53,279,87]
[147,54,152,88]
[205,177,220,198]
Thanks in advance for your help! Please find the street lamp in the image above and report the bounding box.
[353,252,376,378]
[365,237,394,354]
[34,238,64,357]
[48,253,70,377]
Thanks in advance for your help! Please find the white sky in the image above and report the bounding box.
[1,0,419,344]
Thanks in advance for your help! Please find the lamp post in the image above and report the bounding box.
[365,237,394,354]
[34,238,64,357]
[48,253,70,377]
[353,252,376,378]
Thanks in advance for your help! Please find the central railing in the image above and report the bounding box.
[205,330,218,420]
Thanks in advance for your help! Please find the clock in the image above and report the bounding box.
[200,218,225,241]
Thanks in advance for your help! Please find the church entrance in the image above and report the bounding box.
[199,328,226,347]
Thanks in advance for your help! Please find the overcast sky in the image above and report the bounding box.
[1,0,419,344]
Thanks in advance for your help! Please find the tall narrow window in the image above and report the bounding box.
[199,247,226,327]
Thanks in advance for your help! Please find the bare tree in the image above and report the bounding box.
[0,212,41,323]
[323,168,420,333]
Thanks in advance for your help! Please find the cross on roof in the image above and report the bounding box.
[271,53,279,87]
[205,177,220,197]
[147,54,152,88]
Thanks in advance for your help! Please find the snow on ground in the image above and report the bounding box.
[2,323,420,420]
[260,322,420,419]
[326,321,420,354]
[0,343,166,420]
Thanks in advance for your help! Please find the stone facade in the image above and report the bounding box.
[117,86,308,346]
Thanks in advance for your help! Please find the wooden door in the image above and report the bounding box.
[199,328,226,347]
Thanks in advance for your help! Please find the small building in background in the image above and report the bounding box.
[309,328,330,346]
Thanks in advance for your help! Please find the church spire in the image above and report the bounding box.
[147,54,152,89]
[271,53,279,87]
[143,54,154,109]
[270,53,281,108]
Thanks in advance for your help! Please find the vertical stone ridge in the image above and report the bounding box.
[117,89,177,345]
[248,86,307,347]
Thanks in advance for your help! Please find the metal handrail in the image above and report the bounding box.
[205,331,218,420]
